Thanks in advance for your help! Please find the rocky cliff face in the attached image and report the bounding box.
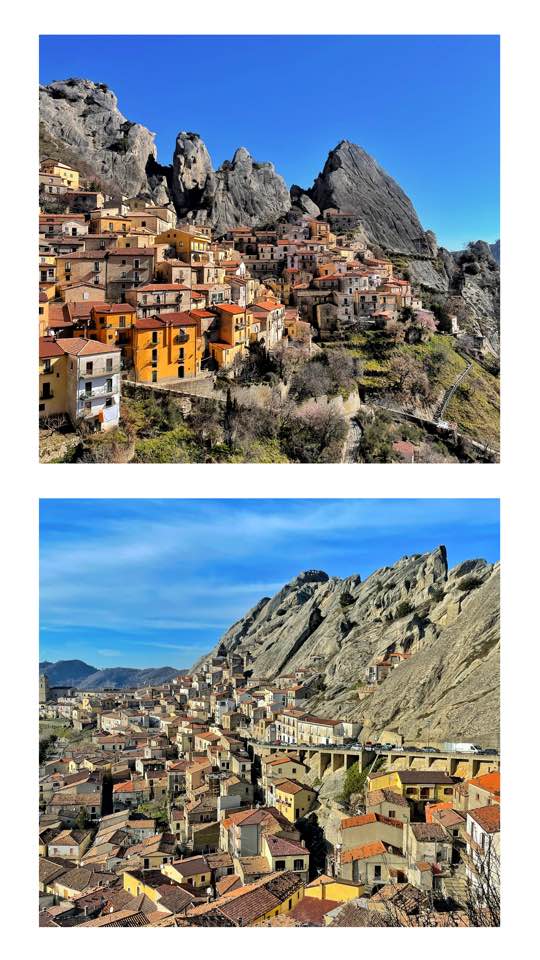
[39,78,169,202]
[171,134,291,234]
[199,547,499,742]
[307,140,434,257]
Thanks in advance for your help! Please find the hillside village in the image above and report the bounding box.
[39,640,500,927]
[39,158,498,464]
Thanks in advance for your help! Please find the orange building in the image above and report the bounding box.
[130,313,203,383]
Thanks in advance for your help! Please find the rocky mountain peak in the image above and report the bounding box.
[39,78,168,201]
[171,132,291,234]
[196,545,498,742]
[307,139,434,256]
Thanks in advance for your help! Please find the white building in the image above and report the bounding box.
[465,805,500,901]
[57,338,121,431]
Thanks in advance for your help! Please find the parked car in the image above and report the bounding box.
[480,748,498,755]
[422,746,438,753]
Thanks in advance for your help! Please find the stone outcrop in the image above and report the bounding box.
[307,140,433,256]
[171,134,291,234]
[39,78,168,201]
[197,547,499,742]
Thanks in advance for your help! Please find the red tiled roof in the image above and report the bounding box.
[39,337,64,359]
[468,805,500,834]
[341,841,387,864]
[56,337,120,356]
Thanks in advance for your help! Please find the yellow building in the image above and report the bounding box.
[39,292,49,337]
[186,871,304,925]
[366,769,456,805]
[209,303,254,368]
[274,779,316,823]
[39,338,67,418]
[40,159,80,189]
[304,874,365,903]
[131,313,202,383]
[90,303,137,350]
[161,856,211,889]
[155,227,210,262]
[89,212,132,234]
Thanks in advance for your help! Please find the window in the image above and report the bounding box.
[43,359,52,374]
[388,809,395,819]
[293,859,304,871]
[106,358,113,372]
[151,370,157,383]
[85,362,93,374]
[374,865,382,880]
[42,382,52,399]
[85,382,92,396]
[275,860,286,871]
[106,379,113,393]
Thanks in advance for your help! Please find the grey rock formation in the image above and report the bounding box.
[39,78,167,200]
[307,140,433,256]
[445,241,501,349]
[290,185,321,218]
[171,134,291,234]
[197,546,499,742]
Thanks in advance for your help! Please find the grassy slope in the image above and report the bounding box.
[343,331,499,448]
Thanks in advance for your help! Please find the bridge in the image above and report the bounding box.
[249,742,500,781]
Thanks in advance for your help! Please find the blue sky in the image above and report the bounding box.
[39,35,499,250]
[40,499,500,670]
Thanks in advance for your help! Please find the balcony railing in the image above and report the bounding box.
[40,391,54,401]
[79,387,116,401]
[81,367,120,378]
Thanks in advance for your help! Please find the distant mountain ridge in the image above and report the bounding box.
[39,658,183,689]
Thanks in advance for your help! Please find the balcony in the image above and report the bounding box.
[174,333,189,344]
[39,391,54,401]
[81,366,120,378]
[79,387,116,402]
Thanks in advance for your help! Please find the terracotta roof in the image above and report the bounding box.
[92,303,136,314]
[274,778,310,796]
[468,805,500,834]
[39,337,64,359]
[468,771,500,796]
[56,337,120,356]
[341,840,387,864]
[135,283,190,292]
[217,303,245,314]
[341,813,403,830]
[265,834,306,857]
[410,822,447,842]
[395,771,455,785]
[366,788,409,808]
[171,855,209,877]
[290,897,341,925]
[215,874,242,896]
